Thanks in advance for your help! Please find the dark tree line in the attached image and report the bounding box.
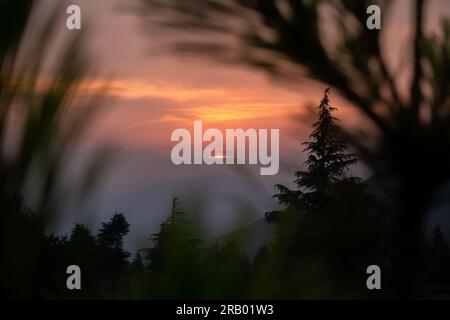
[39,213,130,298]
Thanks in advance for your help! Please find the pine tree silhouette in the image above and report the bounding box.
[266,88,358,222]
[145,197,189,274]
[96,213,131,291]
[265,89,381,298]
[67,224,98,294]
[144,197,203,298]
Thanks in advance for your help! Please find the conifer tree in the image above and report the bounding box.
[145,197,191,274]
[265,88,381,298]
[267,88,358,222]
[144,197,202,298]
[96,213,131,285]
[65,224,98,295]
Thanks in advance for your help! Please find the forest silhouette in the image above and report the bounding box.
[1,0,450,299]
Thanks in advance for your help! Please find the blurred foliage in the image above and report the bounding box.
[0,0,107,298]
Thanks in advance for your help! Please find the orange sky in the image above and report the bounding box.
[63,0,449,156]
[63,0,376,155]
[34,0,450,243]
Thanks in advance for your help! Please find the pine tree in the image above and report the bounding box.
[266,88,357,222]
[265,88,381,298]
[66,224,98,295]
[97,213,130,251]
[96,213,131,285]
[296,88,357,209]
[145,197,190,274]
[144,197,203,298]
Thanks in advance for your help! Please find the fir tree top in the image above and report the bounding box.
[267,88,359,220]
[295,88,357,194]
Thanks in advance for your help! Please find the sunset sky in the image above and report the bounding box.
[42,0,450,250]
[63,0,449,150]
